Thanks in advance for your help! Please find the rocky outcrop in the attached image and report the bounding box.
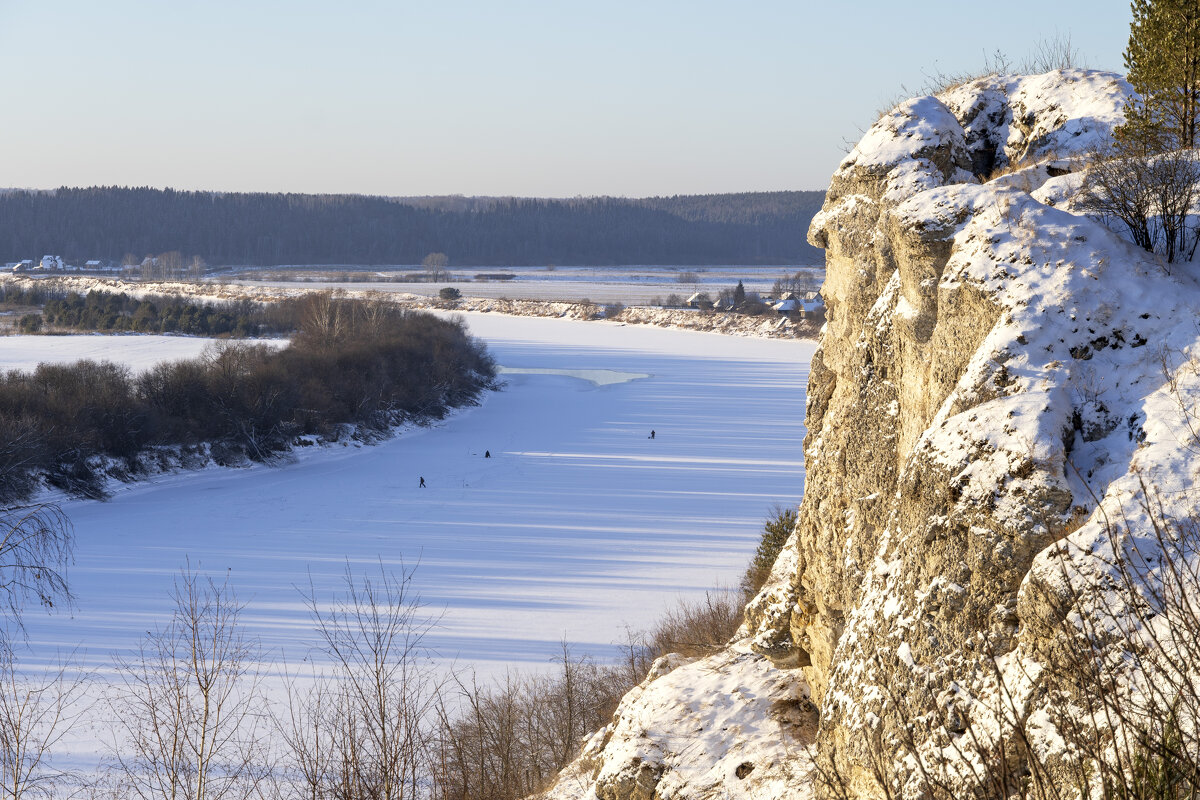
[544,68,1200,799]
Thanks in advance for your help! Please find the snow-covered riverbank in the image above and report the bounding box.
[1,274,820,339]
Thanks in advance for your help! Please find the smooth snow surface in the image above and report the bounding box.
[0,334,251,372]
[17,314,812,681]
[496,366,650,386]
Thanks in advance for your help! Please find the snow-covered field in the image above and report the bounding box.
[5,315,812,684]
[0,334,245,373]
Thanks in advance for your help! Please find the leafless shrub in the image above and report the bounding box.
[425,584,744,800]
[644,589,742,660]
[921,49,1011,97]
[675,272,698,285]
[1157,348,1200,454]
[574,300,599,320]
[274,670,337,800]
[1078,141,1200,269]
[429,642,631,800]
[602,302,625,320]
[1020,33,1085,73]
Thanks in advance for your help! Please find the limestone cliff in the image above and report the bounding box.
[545,69,1200,800]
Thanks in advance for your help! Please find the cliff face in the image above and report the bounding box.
[546,69,1200,800]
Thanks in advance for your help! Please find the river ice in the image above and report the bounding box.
[5,314,814,678]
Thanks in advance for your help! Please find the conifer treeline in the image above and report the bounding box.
[0,187,826,266]
[36,290,291,336]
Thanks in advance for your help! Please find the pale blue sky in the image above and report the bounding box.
[0,1,1130,197]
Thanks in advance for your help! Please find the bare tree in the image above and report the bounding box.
[108,568,270,800]
[297,291,348,350]
[0,506,73,639]
[290,563,440,800]
[1079,141,1200,268]
[421,254,449,283]
[0,650,89,800]
[275,671,336,800]
[157,252,185,281]
[0,426,46,507]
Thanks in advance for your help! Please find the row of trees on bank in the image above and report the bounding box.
[0,294,496,505]
[30,290,291,336]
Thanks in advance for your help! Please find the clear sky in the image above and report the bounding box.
[0,1,1131,197]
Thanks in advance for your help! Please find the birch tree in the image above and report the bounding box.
[109,569,269,800]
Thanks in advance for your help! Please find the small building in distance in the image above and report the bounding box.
[772,291,824,318]
[40,255,63,271]
[800,291,825,316]
[83,259,120,273]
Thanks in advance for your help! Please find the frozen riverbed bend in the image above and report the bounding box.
[545,69,1200,799]
[9,316,810,680]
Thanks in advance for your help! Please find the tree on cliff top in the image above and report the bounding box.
[1122,0,1200,151]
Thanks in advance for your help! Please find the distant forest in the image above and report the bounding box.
[0,187,826,267]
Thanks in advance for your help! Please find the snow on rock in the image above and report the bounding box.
[546,68,1200,799]
[543,646,817,800]
[939,69,1131,176]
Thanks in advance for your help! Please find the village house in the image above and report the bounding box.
[772,291,824,318]
[800,291,824,315]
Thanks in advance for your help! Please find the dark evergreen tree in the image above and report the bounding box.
[1123,0,1200,150]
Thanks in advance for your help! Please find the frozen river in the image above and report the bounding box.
[6,315,814,674]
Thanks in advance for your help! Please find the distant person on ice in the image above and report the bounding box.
[485,450,491,458]
[649,430,655,439]
[419,476,426,488]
